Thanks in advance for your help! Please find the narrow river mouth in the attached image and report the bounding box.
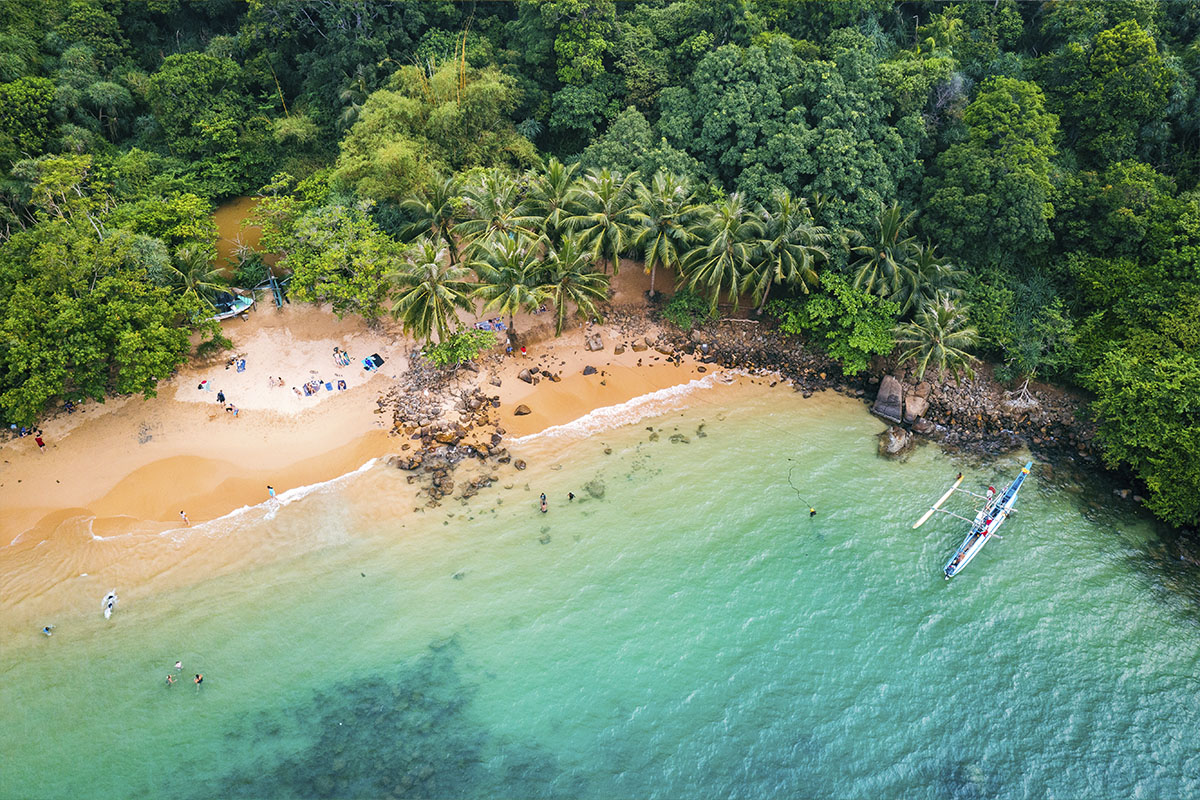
[212,195,279,275]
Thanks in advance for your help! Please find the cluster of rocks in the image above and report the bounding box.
[661,320,849,394]
[382,371,515,504]
[872,368,1099,463]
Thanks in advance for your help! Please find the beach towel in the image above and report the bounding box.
[236,359,246,373]
[362,357,375,372]
[325,382,333,391]
[337,380,347,391]
[303,384,313,396]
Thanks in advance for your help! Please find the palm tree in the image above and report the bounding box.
[565,168,640,275]
[389,238,477,343]
[399,175,464,262]
[890,242,965,319]
[469,233,543,333]
[743,191,831,312]
[849,202,918,298]
[453,169,540,252]
[170,244,226,306]
[630,171,700,299]
[527,157,582,246]
[535,235,611,336]
[682,193,764,313]
[894,293,979,382]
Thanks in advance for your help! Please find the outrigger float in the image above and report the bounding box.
[912,462,1033,579]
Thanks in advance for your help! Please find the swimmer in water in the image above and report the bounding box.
[174,661,182,670]
[41,625,54,636]
[809,507,817,518]
[166,674,175,687]
[194,674,203,686]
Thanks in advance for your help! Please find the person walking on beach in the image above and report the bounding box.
[216,390,225,404]
[35,433,45,452]
[180,510,190,526]
[267,485,276,500]
[540,493,548,513]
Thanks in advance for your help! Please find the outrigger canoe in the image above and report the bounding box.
[942,462,1032,579]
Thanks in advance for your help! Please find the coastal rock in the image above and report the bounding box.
[904,394,929,423]
[914,381,932,399]
[878,425,915,458]
[514,404,532,416]
[872,375,904,423]
[489,377,501,387]
[584,479,605,499]
[912,417,935,435]
[644,336,655,347]
[518,369,533,384]
[655,345,674,356]
[514,459,527,470]
[586,333,604,351]
[614,344,626,355]
[583,365,598,376]
[631,342,648,352]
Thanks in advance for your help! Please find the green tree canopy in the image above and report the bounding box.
[282,204,400,321]
[332,62,537,203]
[921,77,1059,266]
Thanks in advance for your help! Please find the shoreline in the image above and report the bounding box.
[0,269,724,623]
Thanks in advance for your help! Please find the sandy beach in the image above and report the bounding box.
[0,266,717,622]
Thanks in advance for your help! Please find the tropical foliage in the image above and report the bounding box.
[3,0,1200,525]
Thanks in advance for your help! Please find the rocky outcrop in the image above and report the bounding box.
[904,394,928,423]
[585,333,604,351]
[582,365,597,375]
[872,375,904,423]
[878,425,915,458]
[514,404,531,416]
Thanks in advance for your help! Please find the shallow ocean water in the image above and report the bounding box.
[2,382,1198,799]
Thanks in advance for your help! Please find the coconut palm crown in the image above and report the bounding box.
[894,293,978,382]
[389,238,476,343]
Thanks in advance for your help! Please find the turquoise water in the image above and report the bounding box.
[3,382,1198,799]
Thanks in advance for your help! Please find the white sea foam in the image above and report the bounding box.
[157,457,380,538]
[513,373,730,445]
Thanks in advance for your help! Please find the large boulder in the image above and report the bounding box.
[872,375,904,423]
[583,365,598,376]
[586,333,604,351]
[878,425,915,458]
[517,369,533,384]
[514,404,532,416]
[904,394,929,423]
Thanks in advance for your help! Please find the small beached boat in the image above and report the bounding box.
[210,288,255,321]
[912,462,1033,578]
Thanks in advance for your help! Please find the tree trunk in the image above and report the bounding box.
[756,280,771,314]
[648,262,657,299]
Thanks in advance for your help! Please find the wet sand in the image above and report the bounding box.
[0,266,711,619]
